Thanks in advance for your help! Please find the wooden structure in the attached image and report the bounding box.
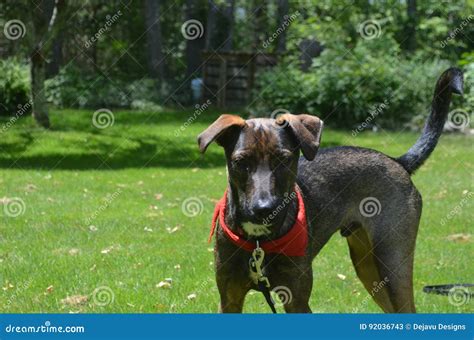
[202,51,278,108]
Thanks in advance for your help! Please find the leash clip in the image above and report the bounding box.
[249,241,270,288]
[249,241,276,313]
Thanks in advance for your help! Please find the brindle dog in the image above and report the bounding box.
[197,68,463,313]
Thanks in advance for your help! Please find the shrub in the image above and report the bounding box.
[459,52,474,116]
[46,66,163,109]
[0,58,30,116]
[251,36,450,128]
[46,66,129,108]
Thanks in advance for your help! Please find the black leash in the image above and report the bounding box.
[249,241,277,313]
[423,284,474,296]
[258,280,277,313]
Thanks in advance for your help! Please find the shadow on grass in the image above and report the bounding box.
[0,109,343,170]
[0,135,228,170]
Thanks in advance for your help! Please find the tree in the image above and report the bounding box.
[185,0,206,81]
[252,1,266,50]
[205,0,234,51]
[46,34,63,78]
[405,0,417,52]
[276,0,289,52]
[222,0,235,51]
[205,0,218,50]
[30,0,67,128]
[144,0,165,86]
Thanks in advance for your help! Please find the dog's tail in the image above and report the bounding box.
[396,68,463,175]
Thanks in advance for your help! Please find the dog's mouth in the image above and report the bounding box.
[241,222,273,237]
[239,212,278,237]
[240,211,276,226]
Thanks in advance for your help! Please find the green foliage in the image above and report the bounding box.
[459,52,474,115]
[0,58,30,116]
[252,36,451,128]
[45,66,127,108]
[46,66,162,109]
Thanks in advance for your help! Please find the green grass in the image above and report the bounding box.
[0,109,472,313]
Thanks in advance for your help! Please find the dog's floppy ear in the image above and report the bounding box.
[276,113,324,160]
[197,114,246,153]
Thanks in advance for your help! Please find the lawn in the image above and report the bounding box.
[0,109,472,313]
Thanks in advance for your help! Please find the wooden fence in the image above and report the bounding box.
[202,51,278,108]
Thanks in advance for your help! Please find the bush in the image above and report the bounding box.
[459,52,474,116]
[126,78,161,104]
[0,59,30,116]
[46,66,163,109]
[46,66,128,108]
[251,36,450,128]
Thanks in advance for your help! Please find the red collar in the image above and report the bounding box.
[208,186,308,256]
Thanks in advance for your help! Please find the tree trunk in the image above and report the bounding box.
[252,1,265,50]
[185,0,206,80]
[276,0,289,52]
[206,0,218,50]
[29,0,66,128]
[144,0,165,84]
[222,0,235,51]
[31,46,50,128]
[405,0,417,52]
[46,33,62,78]
[30,0,55,128]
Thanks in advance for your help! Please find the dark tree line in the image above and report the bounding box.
[0,0,472,128]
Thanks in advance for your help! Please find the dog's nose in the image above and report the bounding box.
[252,198,278,220]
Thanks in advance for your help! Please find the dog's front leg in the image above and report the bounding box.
[272,263,313,313]
[283,299,312,313]
[216,276,249,313]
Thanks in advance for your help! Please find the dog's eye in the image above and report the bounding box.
[279,153,293,163]
[232,158,249,171]
[272,154,293,169]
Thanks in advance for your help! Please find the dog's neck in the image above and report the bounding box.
[223,186,299,241]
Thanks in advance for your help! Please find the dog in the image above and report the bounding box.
[197,68,463,313]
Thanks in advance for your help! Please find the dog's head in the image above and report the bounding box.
[198,114,323,232]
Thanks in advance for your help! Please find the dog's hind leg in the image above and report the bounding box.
[347,220,418,313]
[370,225,418,313]
[346,226,395,312]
